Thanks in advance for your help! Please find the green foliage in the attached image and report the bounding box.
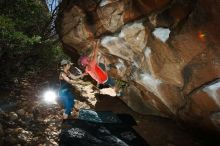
[0,0,66,83]
[36,41,68,66]
[0,15,42,57]
[0,0,50,36]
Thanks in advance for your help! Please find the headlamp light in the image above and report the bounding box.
[43,90,57,104]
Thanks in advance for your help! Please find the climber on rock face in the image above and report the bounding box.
[79,40,120,96]
[58,59,83,119]
[79,40,108,85]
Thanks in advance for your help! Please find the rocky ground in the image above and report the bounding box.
[0,69,219,146]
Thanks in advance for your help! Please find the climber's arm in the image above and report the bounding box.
[68,72,82,80]
[60,72,75,84]
[91,39,100,63]
[80,72,88,78]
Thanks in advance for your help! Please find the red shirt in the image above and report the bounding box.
[85,60,108,84]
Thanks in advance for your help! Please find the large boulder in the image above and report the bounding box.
[56,0,220,132]
[180,80,220,130]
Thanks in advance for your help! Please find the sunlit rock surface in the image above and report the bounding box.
[57,0,220,131]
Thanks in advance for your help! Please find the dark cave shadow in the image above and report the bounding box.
[58,110,149,146]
